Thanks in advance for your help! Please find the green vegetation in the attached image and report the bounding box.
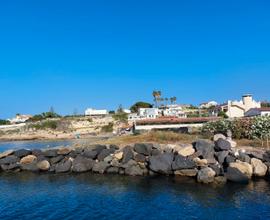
[218,111,229,119]
[112,112,128,122]
[262,101,270,107]
[101,122,114,133]
[130,101,153,113]
[0,119,10,125]
[29,120,58,130]
[29,112,61,122]
[202,116,270,141]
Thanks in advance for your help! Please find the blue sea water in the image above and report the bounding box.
[0,173,270,220]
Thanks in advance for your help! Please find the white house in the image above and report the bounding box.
[199,101,218,109]
[8,114,32,124]
[139,108,159,119]
[161,105,187,118]
[221,94,261,118]
[123,109,131,114]
[245,108,270,117]
[85,108,108,116]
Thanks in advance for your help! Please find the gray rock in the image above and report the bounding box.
[92,145,107,155]
[151,149,162,156]
[134,154,146,163]
[215,151,229,164]
[14,149,31,158]
[97,149,114,161]
[0,155,19,165]
[92,161,110,174]
[172,155,196,170]
[55,158,72,173]
[0,150,14,159]
[31,149,42,157]
[21,162,39,172]
[194,140,215,159]
[109,145,119,150]
[209,164,222,176]
[106,167,119,174]
[82,150,98,159]
[197,167,216,184]
[263,151,270,162]
[215,139,232,151]
[125,165,144,176]
[43,149,58,157]
[50,155,64,164]
[134,143,153,156]
[238,152,251,163]
[213,134,226,142]
[122,146,134,164]
[226,167,249,183]
[149,153,174,174]
[1,163,20,171]
[225,155,236,164]
[72,156,95,172]
[248,151,264,160]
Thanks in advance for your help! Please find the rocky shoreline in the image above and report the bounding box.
[0,134,270,184]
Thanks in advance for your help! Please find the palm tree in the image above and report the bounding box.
[165,98,168,107]
[152,90,162,107]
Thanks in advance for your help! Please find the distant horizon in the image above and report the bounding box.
[1,1,270,118]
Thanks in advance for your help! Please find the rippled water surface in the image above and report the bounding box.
[0,173,270,220]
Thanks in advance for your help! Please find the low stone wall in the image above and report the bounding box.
[0,134,270,184]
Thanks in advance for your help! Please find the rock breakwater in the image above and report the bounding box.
[1,134,270,184]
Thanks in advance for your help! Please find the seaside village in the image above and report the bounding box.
[3,93,270,134]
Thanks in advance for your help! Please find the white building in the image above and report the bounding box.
[199,101,218,109]
[85,108,108,116]
[8,114,32,124]
[245,108,270,117]
[128,108,159,121]
[221,94,261,118]
[123,109,131,114]
[161,105,187,118]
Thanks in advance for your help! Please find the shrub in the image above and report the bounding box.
[0,119,10,125]
[29,120,58,130]
[112,113,128,122]
[101,122,114,133]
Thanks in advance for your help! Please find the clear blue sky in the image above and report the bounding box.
[1,0,270,118]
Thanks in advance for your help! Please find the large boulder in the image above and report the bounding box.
[43,149,58,157]
[0,150,14,159]
[213,134,226,142]
[263,151,270,162]
[92,161,110,174]
[226,161,252,182]
[0,155,19,165]
[194,140,215,159]
[82,149,98,159]
[193,157,208,167]
[215,139,232,151]
[14,149,31,158]
[72,156,95,172]
[57,148,72,155]
[174,144,195,157]
[251,158,267,177]
[122,146,134,164]
[174,169,198,177]
[134,154,146,163]
[134,143,153,156]
[21,162,39,172]
[172,155,196,170]
[197,167,216,184]
[50,155,64,164]
[1,163,20,171]
[215,151,229,164]
[226,167,249,183]
[125,162,144,176]
[97,149,114,161]
[20,155,37,164]
[149,153,174,174]
[238,152,251,163]
[37,160,50,171]
[107,167,119,174]
[55,158,72,173]
[92,145,107,155]
[114,152,123,160]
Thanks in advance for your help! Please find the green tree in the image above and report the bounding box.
[130,101,153,113]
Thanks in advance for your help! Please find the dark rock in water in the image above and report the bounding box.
[209,164,222,176]
[97,149,114,161]
[172,155,196,170]
[55,158,72,173]
[197,167,216,184]
[194,140,215,159]
[92,161,110,174]
[21,162,39,172]
[238,152,251,163]
[14,149,31,158]
[125,164,144,176]
[0,155,19,165]
[151,149,161,156]
[215,139,232,151]
[215,151,229,164]
[72,156,95,172]
[82,149,98,159]
[31,149,42,157]
[1,163,20,171]
[109,145,119,150]
[107,167,119,174]
[149,153,174,174]
[50,155,64,164]
[37,155,47,162]
[122,146,134,164]
[225,167,249,183]
[134,154,146,163]
[92,145,107,155]
[134,143,153,156]
[43,149,58,157]
[225,155,236,164]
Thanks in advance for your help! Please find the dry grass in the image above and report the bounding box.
[99,131,203,146]
[236,139,269,149]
